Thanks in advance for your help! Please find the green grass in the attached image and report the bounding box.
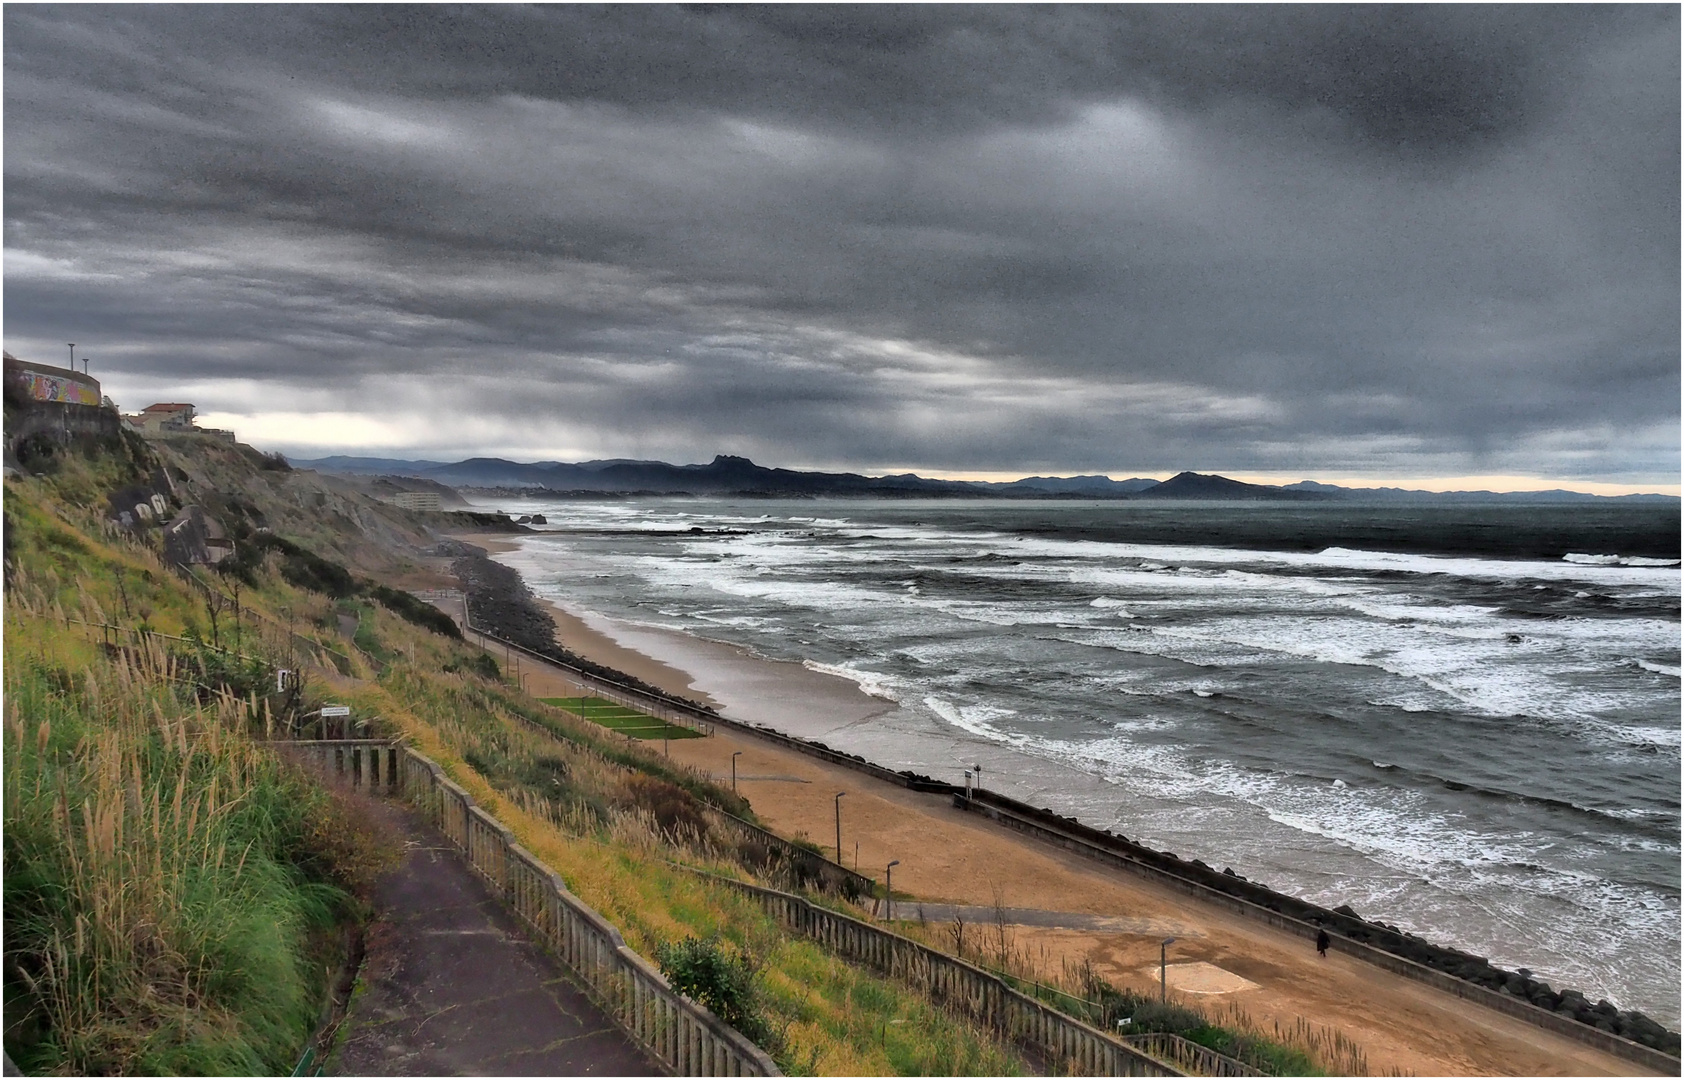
[540,696,705,740]
[2,613,392,1075]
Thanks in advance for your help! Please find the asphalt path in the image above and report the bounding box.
[330,802,658,1076]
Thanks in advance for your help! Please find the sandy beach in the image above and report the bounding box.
[446,531,1656,1076]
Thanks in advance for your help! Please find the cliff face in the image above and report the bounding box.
[144,436,477,576]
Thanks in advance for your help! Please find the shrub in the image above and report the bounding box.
[619,774,710,843]
[244,534,355,598]
[174,643,274,704]
[442,652,500,681]
[654,935,773,1046]
[365,584,462,640]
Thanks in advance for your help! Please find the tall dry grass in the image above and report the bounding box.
[3,594,385,1075]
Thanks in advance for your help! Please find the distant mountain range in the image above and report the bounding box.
[291,454,1676,503]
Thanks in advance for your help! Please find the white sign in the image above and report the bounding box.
[320,705,350,718]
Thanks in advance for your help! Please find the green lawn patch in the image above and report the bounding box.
[540,696,704,740]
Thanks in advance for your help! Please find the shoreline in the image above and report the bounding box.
[443,530,1674,1073]
[452,530,896,738]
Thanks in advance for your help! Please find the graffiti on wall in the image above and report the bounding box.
[20,370,101,406]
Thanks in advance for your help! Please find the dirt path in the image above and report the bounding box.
[330,802,659,1077]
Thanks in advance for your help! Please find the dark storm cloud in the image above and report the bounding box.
[3,5,1677,485]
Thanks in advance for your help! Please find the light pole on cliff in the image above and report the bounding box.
[731,751,742,794]
[885,859,900,921]
[1160,937,1177,1002]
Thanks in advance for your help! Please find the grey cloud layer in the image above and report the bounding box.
[4,5,1677,481]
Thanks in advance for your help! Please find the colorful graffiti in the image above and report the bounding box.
[19,369,101,406]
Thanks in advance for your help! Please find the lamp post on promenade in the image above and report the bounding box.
[67,344,75,370]
[834,791,846,862]
[885,860,900,921]
[732,751,743,794]
[1160,937,1177,1002]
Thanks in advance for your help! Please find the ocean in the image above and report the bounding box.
[474,496,1681,1025]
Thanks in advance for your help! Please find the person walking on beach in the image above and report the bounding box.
[1316,928,1330,958]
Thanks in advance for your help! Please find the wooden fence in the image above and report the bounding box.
[395,747,781,1077]
[704,807,877,901]
[701,873,1181,1077]
[1121,1033,1261,1078]
[278,740,402,795]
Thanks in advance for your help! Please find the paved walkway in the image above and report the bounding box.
[901,901,1201,938]
[331,804,658,1076]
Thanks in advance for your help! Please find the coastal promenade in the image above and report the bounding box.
[421,551,1665,1076]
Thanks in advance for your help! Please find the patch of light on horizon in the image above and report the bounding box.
[195,411,417,449]
[1220,472,1681,498]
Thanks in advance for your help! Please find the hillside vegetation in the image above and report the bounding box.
[3,431,1034,1075]
[3,445,395,1073]
[6,428,1384,1076]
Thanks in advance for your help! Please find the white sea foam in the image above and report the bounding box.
[1630,658,1682,678]
[1564,553,1681,568]
[801,660,903,702]
[1002,536,1683,592]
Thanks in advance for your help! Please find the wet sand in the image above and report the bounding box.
[447,531,1657,1076]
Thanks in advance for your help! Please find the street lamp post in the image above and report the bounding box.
[732,751,743,794]
[834,791,846,862]
[1160,937,1177,1002]
[885,860,900,921]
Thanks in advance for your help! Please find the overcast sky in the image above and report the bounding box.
[5,5,1678,491]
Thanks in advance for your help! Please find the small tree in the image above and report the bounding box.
[654,936,772,1045]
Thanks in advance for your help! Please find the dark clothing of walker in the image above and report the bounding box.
[1316,929,1331,957]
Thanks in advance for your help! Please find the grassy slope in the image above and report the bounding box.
[4,437,1029,1076]
[3,474,392,1073]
